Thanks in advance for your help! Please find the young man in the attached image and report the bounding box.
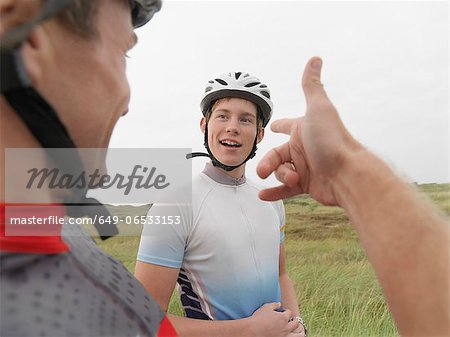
[0,1,179,336]
[135,72,307,337]
[0,3,301,335]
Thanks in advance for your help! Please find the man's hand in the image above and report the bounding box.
[257,57,363,206]
[248,303,299,337]
[290,324,306,337]
[257,57,450,337]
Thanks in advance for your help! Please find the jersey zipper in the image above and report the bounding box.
[234,185,263,301]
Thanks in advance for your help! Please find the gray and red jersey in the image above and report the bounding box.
[0,204,177,337]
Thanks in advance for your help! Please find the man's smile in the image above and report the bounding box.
[219,139,242,148]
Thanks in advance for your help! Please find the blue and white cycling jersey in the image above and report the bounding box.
[137,163,286,320]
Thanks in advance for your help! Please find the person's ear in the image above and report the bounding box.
[0,0,42,36]
[0,0,48,85]
[21,25,48,85]
[200,117,207,134]
[256,127,265,144]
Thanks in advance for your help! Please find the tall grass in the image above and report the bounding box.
[285,240,396,336]
[95,183,449,337]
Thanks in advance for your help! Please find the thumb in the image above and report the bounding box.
[264,302,282,311]
[302,56,325,104]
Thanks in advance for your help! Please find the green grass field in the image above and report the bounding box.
[95,183,449,337]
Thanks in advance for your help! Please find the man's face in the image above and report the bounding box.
[201,98,264,167]
[33,0,137,150]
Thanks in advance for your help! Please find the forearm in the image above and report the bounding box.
[168,314,254,337]
[279,273,300,317]
[334,150,449,336]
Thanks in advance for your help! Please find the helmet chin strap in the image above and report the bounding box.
[186,123,258,172]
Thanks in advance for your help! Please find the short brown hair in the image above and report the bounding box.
[56,0,99,37]
[206,98,264,132]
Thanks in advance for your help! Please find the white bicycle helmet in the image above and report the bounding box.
[200,72,273,127]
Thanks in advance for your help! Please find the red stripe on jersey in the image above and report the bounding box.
[0,204,69,254]
[157,316,178,337]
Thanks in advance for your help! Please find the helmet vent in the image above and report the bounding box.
[260,84,267,88]
[244,82,260,88]
[208,80,214,84]
[260,90,270,99]
[243,73,249,78]
[215,79,228,86]
[205,86,213,92]
[235,72,242,79]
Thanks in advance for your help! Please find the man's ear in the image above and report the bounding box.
[256,127,265,144]
[200,117,207,134]
[0,0,46,84]
[0,0,42,36]
[21,26,48,85]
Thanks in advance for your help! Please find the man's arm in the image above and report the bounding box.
[257,57,449,336]
[334,151,449,337]
[135,261,299,337]
[279,244,306,336]
[135,261,179,312]
[167,304,298,337]
[279,244,300,318]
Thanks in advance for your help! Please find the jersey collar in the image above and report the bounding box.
[202,162,246,186]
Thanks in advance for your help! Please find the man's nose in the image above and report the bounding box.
[225,119,240,134]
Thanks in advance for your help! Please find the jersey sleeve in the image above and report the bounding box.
[137,203,192,269]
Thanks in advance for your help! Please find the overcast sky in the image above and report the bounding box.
[110,0,449,186]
